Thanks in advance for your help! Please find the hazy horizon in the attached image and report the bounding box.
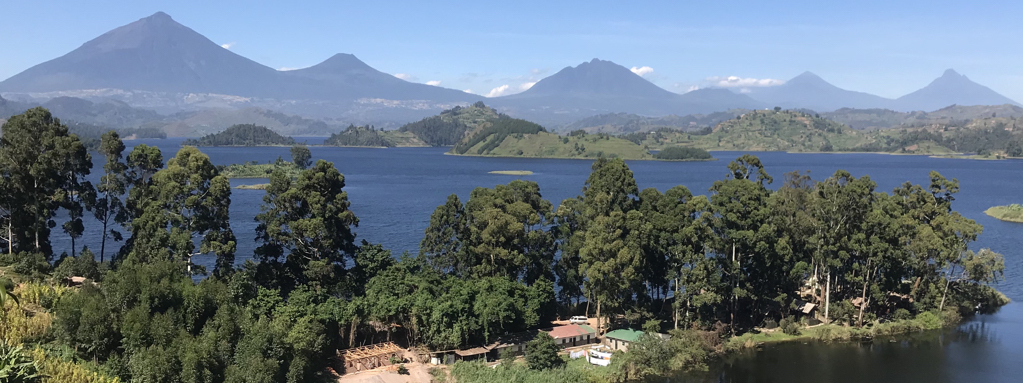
[3,0,1023,101]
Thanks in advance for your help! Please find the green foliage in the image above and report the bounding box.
[219,160,303,179]
[52,247,100,282]
[653,146,713,160]
[450,361,590,383]
[0,341,42,383]
[324,125,393,147]
[396,364,409,375]
[289,145,311,169]
[780,317,800,335]
[452,118,546,155]
[182,124,296,146]
[524,332,563,371]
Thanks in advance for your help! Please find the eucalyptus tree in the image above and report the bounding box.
[0,107,92,259]
[93,131,129,262]
[707,155,776,332]
[125,146,236,276]
[255,160,359,292]
[809,170,875,322]
[420,194,468,276]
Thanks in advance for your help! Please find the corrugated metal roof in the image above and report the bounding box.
[546,324,597,339]
[604,329,645,343]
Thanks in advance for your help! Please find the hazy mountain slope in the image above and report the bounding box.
[491,59,761,126]
[284,54,478,102]
[894,69,1021,112]
[823,104,1023,130]
[562,111,742,134]
[745,72,893,111]
[0,12,290,97]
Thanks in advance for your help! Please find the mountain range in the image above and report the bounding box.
[743,70,1020,112]
[1,11,1020,131]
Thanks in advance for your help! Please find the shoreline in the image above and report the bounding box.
[984,205,1023,223]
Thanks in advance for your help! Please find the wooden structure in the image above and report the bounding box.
[339,342,403,372]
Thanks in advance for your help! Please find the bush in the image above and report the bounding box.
[525,332,564,370]
[428,366,447,383]
[397,364,409,375]
[763,319,778,329]
[53,248,101,282]
[779,317,800,335]
[893,308,913,321]
[915,311,942,329]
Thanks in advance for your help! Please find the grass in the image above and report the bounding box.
[722,311,955,352]
[234,183,269,190]
[457,131,654,160]
[449,355,609,383]
[489,170,534,175]
[985,204,1023,223]
[220,162,303,179]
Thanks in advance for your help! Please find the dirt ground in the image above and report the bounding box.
[335,361,437,383]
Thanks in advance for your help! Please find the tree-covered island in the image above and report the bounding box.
[0,107,1009,383]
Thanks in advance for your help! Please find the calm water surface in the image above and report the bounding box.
[59,139,1023,382]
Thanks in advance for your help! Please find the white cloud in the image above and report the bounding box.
[426,80,442,86]
[519,82,536,91]
[394,73,414,81]
[463,89,474,94]
[686,85,700,93]
[278,67,301,71]
[706,76,784,88]
[220,42,235,49]
[486,85,511,97]
[630,66,654,77]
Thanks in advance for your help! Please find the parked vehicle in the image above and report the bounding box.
[569,316,588,324]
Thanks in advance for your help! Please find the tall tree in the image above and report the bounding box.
[420,194,467,276]
[291,145,312,169]
[255,160,359,292]
[126,147,236,276]
[0,107,92,259]
[708,155,775,333]
[93,131,129,262]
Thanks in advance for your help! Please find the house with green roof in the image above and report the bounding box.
[604,329,669,351]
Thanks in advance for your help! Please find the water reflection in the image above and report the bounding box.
[677,303,1022,382]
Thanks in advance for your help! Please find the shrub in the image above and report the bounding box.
[893,308,913,321]
[397,364,409,375]
[525,332,564,370]
[915,311,942,330]
[428,366,447,383]
[779,317,800,335]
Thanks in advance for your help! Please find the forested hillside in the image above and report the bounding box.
[183,123,296,146]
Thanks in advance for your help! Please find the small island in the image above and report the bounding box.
[234,183,269,190]
[489,170,533,175]
[183,124,296,146]
[985,204,1023,223]
[219,145,312,179]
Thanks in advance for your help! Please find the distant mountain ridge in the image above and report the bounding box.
[743,70,1020,112]
[0,12,478,116]
[2,11,1021,132]
[491,59,763,126]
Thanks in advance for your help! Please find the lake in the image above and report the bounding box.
[58,139,1023,382]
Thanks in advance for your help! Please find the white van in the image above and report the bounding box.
[569,316,588,324]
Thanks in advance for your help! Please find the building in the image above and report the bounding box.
[546,324,598,348]
[487,330,539,359]
[603,329,669,352]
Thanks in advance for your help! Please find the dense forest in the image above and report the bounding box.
[182,124,297,146]
[653,146,712,160]
[0,107,1009,383]
[323,124,394,147]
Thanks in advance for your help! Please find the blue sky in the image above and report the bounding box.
[3,0,1023,100]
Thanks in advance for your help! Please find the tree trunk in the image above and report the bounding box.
[857,262,871,327]
[939,264,956,312]
[674,277,680,330]
[596,299,602,335]
[824,270,831,323]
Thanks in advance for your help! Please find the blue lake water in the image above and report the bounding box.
[57,139,1023,382]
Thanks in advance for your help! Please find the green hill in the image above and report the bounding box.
[452,120,653,160]
[183,124,295,146]
[397,101,501,146]
[628,110,868,152]
[323,124,428,147]
[562,110,743,134]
